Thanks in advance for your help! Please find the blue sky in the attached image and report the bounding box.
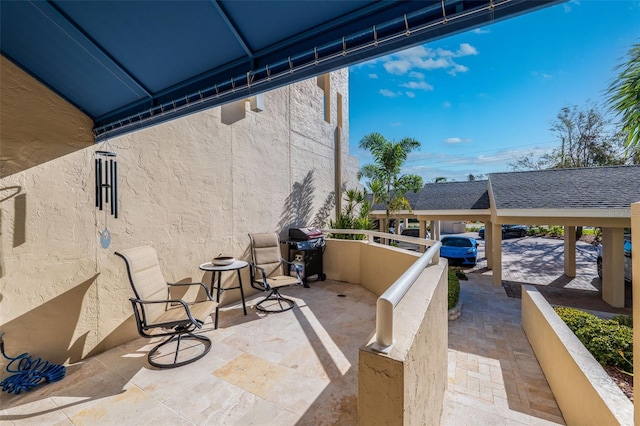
[349,0,640,183]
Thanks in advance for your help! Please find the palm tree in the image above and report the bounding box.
[607,42,640,149]
[358,132,423,233]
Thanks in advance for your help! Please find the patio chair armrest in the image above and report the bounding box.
[249,263,271,291]
[130,298,204,328]
[167,281,213,300]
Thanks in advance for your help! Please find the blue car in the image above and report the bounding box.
[440,236,478,265]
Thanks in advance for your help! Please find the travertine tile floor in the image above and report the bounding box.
[1,276,564,425]
[442,274,565,425]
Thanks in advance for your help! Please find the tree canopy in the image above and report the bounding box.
[607,42,640,149]
[510,104,631,170]
[358,132,423,233]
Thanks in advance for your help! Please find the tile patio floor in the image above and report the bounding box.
[1,275,564,425]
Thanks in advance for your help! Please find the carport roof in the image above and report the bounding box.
[376,165,640,222]
[405,180,490,210]
[0,0,561,140]
[489,165,640,210]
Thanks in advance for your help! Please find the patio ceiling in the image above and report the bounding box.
[0,0,561,140]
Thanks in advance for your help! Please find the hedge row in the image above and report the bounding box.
[554,307,633,374]
[447,269,460,310]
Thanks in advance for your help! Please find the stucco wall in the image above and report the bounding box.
[323,239,448,424]
[359,244,420,296]
[322,238,419,295]
[521,286,633,426]
[359,259,448,425]
[0,57,357,364]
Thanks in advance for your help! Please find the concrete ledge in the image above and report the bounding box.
[521,285,633,426]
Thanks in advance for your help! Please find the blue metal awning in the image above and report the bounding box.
[0,0,562,140]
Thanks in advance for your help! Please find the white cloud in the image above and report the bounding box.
[379,89,401,97]
[564,1,580,13]
[383,59,411,75]
[444,137,472,144]
[472,28,490,34]
[532,71,553,80]
[448,64,469,76]
[368,73,378,79]
[457,43,478,56]
[406,92,416,98]
[400,81,433,91]
[379,43,479,76]
[390,122,402,127]
[409,71,425,80]
[443,101,451,108]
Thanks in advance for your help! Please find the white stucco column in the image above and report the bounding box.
[485,221,493,269]
[564,226,576,278]
[602,227,625,308]
[419,220,427,253]
[491,222,502,286]
[632,202,639,426]
[433,220,441,241]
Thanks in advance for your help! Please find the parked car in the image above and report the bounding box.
[440,236,478,266]
[596,235,632,283]
[401,228,431,240]
[478,224,528,239]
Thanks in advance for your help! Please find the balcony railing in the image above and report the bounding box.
[323,229,442,353]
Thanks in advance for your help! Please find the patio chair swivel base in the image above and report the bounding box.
[147,327,211,369]
[255,288,295,313]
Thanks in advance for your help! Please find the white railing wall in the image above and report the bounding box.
[322,229,442,353]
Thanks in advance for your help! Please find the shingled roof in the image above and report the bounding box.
[489,165,640,210]
[405,180,490,211]
[369,164,639,218]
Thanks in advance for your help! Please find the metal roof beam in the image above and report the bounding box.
[45,0,154,99]
[210,0,254,61]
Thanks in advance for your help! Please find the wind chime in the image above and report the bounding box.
[95,142,118,248]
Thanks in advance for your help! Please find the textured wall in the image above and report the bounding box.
[522,286,633,426]
[358,260,448,425]
[0,62,357,364]
[0,56,94,178]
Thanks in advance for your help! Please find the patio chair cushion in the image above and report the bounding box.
[250,232,285,277]
[150,300,218,328]
[264,275,300,288]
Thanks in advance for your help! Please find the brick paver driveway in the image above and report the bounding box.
[461,233,631,315]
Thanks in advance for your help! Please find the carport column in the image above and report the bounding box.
[491,222,502,287]
[433,220,441,241]
[602,227,625,308]
[485,221,493,269]
[563,226,576,278]
[381,218,387,244]
[631,203,639,426]
[419,220,427,253]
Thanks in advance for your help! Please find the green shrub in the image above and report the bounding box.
[547,225,564,237]
[613,314,633,329]
[554,307,633,374]
[526,226,541,236]
[448,269,460,310]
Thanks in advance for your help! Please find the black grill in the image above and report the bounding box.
[284,228,326,287]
